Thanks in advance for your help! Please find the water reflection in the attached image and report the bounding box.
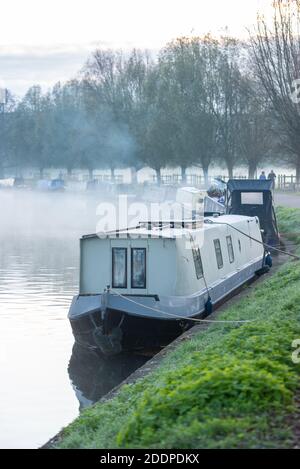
[68,344,148,410]
[0,189,146,448]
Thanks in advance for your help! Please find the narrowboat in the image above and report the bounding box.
[69,214,271,355]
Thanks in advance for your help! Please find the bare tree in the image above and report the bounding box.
[250,0,300,181]
[158,37,219,184]
[204,36,244,178]
[238,78,273,177]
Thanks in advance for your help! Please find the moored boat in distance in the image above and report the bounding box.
[69,214,271,355]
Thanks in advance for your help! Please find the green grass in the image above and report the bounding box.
[56,207,300,449]
[277,206,300,247]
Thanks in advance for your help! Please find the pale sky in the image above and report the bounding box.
[0,0,272,95]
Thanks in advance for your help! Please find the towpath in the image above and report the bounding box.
[274,192,300,208]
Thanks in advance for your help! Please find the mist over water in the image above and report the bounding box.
[0,189,147,448]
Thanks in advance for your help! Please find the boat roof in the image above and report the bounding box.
[178,186,205,194]
[227,179,273,192]
[82,214,257,240]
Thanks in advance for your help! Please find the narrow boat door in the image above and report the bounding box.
[110,238,148,295]
[128,240,148,295]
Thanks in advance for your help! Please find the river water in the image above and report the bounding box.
[0,190,147,449]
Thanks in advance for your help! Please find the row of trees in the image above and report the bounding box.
[1,0,300,181]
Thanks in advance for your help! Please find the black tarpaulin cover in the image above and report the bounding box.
[226,179,279,246]
[227,179,273,192]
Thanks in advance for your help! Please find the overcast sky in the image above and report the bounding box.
[0,0,271,96]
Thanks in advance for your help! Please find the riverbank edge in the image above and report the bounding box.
[44,273,272,449]
[45,206,300,449]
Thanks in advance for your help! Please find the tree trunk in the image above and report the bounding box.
[227,163,234,179]
[296,157,300,184]
[156,168,161,186]
[202,165,209,187]
[131,167,138,184]
[88,168,93,180]
[67,167,72,177]
[248,161,257,179]
[181,166,187,184]
[39,168,44,179]
[111,168,115,182]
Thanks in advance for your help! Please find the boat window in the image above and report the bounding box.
[226,235,235,263]
[192,245,204,279]
[241,192,263,205]
[214,239,223,269]
[131,248,146,289]
[238,239,242,253]
[112,248,127,288]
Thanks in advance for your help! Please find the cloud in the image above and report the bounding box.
[0,43,99,96]
[0,41,159,97]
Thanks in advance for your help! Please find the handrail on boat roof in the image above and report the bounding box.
[81,215,224,239]
[139,219,205,229]
[139,218,203,224]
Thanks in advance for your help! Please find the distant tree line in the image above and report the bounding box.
[1,0,300,182]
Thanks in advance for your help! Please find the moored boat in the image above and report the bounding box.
[69,214,271,355]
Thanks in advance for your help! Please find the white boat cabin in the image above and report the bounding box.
[79,214,264,300]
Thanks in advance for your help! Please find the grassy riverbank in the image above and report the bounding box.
[277,206,300,245]
[56,207,300,449]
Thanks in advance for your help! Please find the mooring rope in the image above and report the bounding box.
[108,216,299,324]
[204,219,300,260]
[110,289,256,324]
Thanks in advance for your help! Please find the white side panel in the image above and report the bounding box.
[79,216,264,298]
[175,217,264,296]
[175,236,205,296]
[147,239,176,296]
[80,237,177,296]
[80,237,111,294]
